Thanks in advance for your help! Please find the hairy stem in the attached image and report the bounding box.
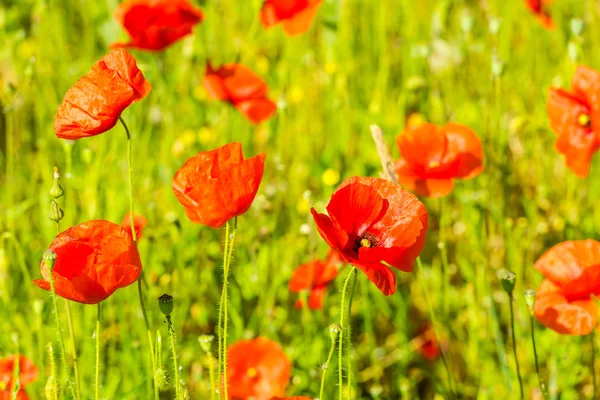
[339,267,357,400]
[509,295,524,399]
[530,316,549,400]
[95,303,101,400]
[319,333,337,400]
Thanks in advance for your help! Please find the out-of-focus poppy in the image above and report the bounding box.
[121,212,148,240]
[270,397,312,400]
[33,220,142,304]
[227,337,291,400]
[289,250,342,309]
[547,66,600,177]
[525,0,554,29]
[260,0,323,36]
[172,142,266,228]
[533,240,600,335]
[0,355,38,400]
[203,62,277,124]
[113,0,204,51]
[311,176,428,295]
[413,324,441,361]
[395,122,484,198]
[54,49,151,140]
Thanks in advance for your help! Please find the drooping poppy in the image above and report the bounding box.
[260,0,323,36]
[533,240,600,335]
[172,142,266,228]
[395,122,484,198]
[121,212,148,240]
[203,62,277,124]
[414,324,441,361]
[525,0,554,29]
[54,49,151,140]
[289,250,342,309]
[311,176,428,295]
[113,0,204,51]
[547,66,600,177]
[33,220,142,304]
[0,355,38,400]
[227,337,291,400]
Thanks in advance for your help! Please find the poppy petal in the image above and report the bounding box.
[281,1,321,36]
[534,279,598,335]
[442,123,484,179]
[307,286,326,309]
[235,98,277,124]
[355,262,396,295]
[260,2,279,27]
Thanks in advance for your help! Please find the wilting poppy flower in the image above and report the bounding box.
[0,355,38,400]
[227,337,291,400]
[395,122,484,198]
[289,250,341,309]
[54,49,151,140]
[172,142,266,228]
[121,212,148,240]
[203,62,277,124]
[533,240,600,335]
[414,324,441,361]
[113,0,204,51]
[260,0,323,36]
[547,66,600,177]
[33,220,142,304]
[525,0,554,29]
[311,176,428,295]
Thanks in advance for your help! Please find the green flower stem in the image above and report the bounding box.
[319,332,337,400]
[167,316,180,399]
[592,331,597,400]
[416,257,456,399]
[95,303,101,400]
[208,353,216,400]
[217,218,237,400]
[508,294,524,399]
[119,117,158,400]
[338,267,357,400]
[530,316,549,400]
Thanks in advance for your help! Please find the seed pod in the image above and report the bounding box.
[49,167,64,198]
[329,323,342,342]
[49,200,64,222]
[158,293,174,316]
[499,270,516,294]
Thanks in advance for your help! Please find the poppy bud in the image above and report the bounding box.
[499,270,516,294]
[43,250,57,271]
[154,367,170,392]
[49,200,64,222]
[329,323,342,342]
[158,293,174,316]
[198,335,214,353]
[49,167,64,198]
[525,290,536,315]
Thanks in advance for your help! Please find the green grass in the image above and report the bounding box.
[2,0,600,398]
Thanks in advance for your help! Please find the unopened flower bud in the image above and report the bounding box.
[499,270,516,294]
[198,335,214,353]
[158,293,174,316]
[329,323,342,342]
[43,250,57,271]
[525,290,536,315]
[49,167,64,198]
[49,200,64,222]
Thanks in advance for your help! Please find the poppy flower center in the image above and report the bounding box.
[428,160,441,168]
[246,367,258,378]
[353,233,378,253]
[578,113,591,127]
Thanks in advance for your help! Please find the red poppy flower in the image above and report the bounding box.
[270,397,312,400]
[203,62,277,124]
[289,250,341,309]
[172,142,266,228]
[33,220,142,304]
[533,240,600,335]
[414,324,441,361]
[121,212,148,240]
[311,176,428,295]
[395,122,484,198]
[260,0,323,36]
[547,66,600,178]
[227,337,291,400]
[54,49,151,140]
[113,0,204,51]
[525,0,554,29]
[0,355,38,400]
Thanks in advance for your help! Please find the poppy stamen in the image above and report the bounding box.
[428,160,441,168]
[578,113,591,127]
[246,367,258,378]
[353,233,379,253]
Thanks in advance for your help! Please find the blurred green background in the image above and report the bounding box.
[2,0,600,398]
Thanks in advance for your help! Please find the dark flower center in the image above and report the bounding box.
[353,232,378,253]
[578,113,591,127]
